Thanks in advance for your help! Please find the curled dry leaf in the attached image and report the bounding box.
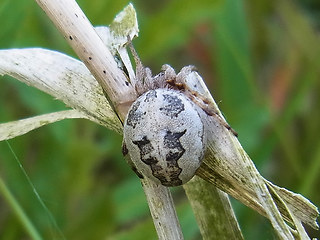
[184,71,319,238]
[0,110,87,141]
[0,4,140,139]
[0,48,122,133]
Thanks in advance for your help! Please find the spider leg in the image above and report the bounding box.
[187,93,238,137]
[176,65,197,83]
[212,113,238,137]
[161,64,176,81]
[127,36,157,95]
[151,64,177,89]
[203,106,238,137]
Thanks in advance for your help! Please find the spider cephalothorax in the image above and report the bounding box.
[133,61,238,136]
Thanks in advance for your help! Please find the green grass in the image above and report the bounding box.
[0,0,319,239]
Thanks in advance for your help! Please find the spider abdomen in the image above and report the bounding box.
[123,88,206,187]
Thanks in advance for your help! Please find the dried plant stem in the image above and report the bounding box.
[142,179,183,239]
[184,176,243,240]
[34,0,183,238]
[35,0,136,117]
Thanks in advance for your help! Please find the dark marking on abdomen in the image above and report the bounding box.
[132,131,187,186]
[159,94,185,118]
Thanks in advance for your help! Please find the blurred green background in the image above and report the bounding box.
[0,0,319,239]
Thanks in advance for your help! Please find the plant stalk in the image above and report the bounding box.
[34,0,183,238]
